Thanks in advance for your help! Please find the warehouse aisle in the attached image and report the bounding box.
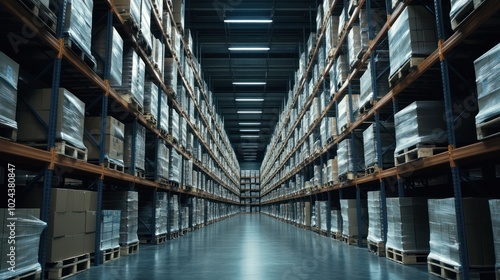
[70,214,435,280]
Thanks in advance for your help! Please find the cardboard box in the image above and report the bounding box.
[85,191,97,211]
[46,234,85,262]
[85,211,96,233]
[84,233,96,254]
[49,211,86,237]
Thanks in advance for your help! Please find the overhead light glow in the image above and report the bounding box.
[239,122,261,125]
[229,47,270,51]
[224,19,272,23]
[240,129,260,132]
[235,98,264,102]
[237,110,262,114]
[233,82,266,85]
[240,135,259,138]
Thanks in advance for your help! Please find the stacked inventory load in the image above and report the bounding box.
[337,94,359,131]
[93,27,123,86]
[337,134,364,180]
[359,51,390,112]
[144,81,159,123]
[84,116,125,168]
[17,88,87,153]
[386,197,430,263]
[0,52,19,138]
[114,0,141,29]
[169,147,182,183]
[330,209,342,238]
[0,209,46,279]
[340,199,368,242]
[103,191,139,246]
[474,43,500,140]
[62,0,95,63]
[489,200,500,271]
[319,201,329,232]
[388,6,436,83]
[159,91,169,134]
[363,122,395,170]
[164,58,178,94]
[138,192,168,239]
[169,195,180,234]
[124,123,146,174]
[117,46,145,110]
[367,191,383,251]
[170,108,180,142]
[100,210,121,251]
[138,0,152,52]
[428,198,495,269]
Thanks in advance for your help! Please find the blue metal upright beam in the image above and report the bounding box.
[39,0,67,274]
[433,0,469,278]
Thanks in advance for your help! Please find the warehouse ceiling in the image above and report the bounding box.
[185,0,318,164]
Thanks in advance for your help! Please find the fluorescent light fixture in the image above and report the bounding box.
[237,110,262,114]
[235,98,264,102]
[229,47,270,51]
[224,19,272,23]
[239,122,261,125]
[240,129,260,132]
[233,82,266,85]
[240,135,259,138]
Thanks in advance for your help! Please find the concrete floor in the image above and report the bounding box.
[70,214,436,280]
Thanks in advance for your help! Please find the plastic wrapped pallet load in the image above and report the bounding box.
[359,51,390,110]
[0,209,46,279]
[117,46,145,108]
[170,109,180,141]
[330,210,342,236]
[124,123,146,172]
[0,52,19,131]
[319,201,329,232]
[489,200,500,270]
[144,81,159,121]
[169,195,180,233]
[160,91,169,133]
[359,8,386,53]
[169,147,182,183]
[386,197,429,254]
[63,0,94,58]
[100,210,121,251]
[337,135,364,179]
[474,43,500,139]
[348,25,362,67]
[367,191,383,245]
[428,198,495,268]
[93,27,123,86]
[84,116,125,166]
[340,199,368,239]
[325,16,339,54]
[17,88,86,150]
[388,6,437,79]
[114,0,141,27]
[394,101,447,156]
[337,93,360,131]
[138,192,168,237]
[363,122,395,169]
[164,58,178,94]
[103,191,139,246]
[139,0,152,51]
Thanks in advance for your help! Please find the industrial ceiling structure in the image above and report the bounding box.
[185,0,318,163]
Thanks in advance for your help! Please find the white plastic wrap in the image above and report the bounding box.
[386,197,429,252]
[388,6,437,78]
[337,135,364,178]
[183,159,193,187]
[367,191,383,244]
[160,91,169,133]
[100,210,121,250]
[63,0,94,56]
[164,58,178,93]
[489,200,500,269]
[336,53,349,87]
[340,199,368,236]
[169,194,179,232]
[338,9,347,38]
[394,101,447,154]
[450,0,471,18]
[474,43,500,125]
[84,116,125,165]
[359,8,386,52]
[363,123,395,168]
[103,191,139,245]
[330,210,341,234]
[319,201,328,231]
[170,109,180,141]
[326,158,338,183]
[428,198,495,267]
[93,27,123,87]
[0,80,18,129]
[0,210,46,279]
[118,47,145,108]
[0,52,20,89]
[114,0,141,27]
[144,81,159,119]
[307,32,317,57]
[338,94,360,130]
[124,123,146,171]
[360,51,390,109]
[138,192,168,237]
[139,0,152,50]
[348,25,362,66]
[169,147,182,183]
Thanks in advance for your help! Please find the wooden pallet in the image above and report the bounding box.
[365,165,379,175]
[367,240,385,257]
[137,31,153,56]
[30,141,88,161]
[359,98,377,114]
[389,56,426,88]
[338,171,363,182]
[19,0,57,33]
[496,269,499,280]
[427,258,495,280]
[0,124,17,141]
[120,93,145,114]
[451,0,485,30]
[140,233,168,245]
[342,235,367,246]
[476,115,500,140]
[394,144,447,166]
[120,241,139,256]
[168,231,179,240]
[100,246,121,264]
[6,268,41,280]
[144,113,157,125]
[332,232,343,240]
[125,167,145,178]
[45,253,90,280]
[386,247,428,265]
[89,160,124,173]
[319,230,329,237]
[63,36,97,72]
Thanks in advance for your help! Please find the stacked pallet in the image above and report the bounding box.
[0,52,19,140]
[138,192,168,243]
[363,122,395,171]
[124,123,146,177]
[337,134,364,181]
[100,210,121,263]
[92,27,123,87]
[340,199,368,245]
[84,116,125,171]
[367,191,384,256]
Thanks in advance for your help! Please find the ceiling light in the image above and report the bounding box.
[233,82,266,85]
[240,129,260,132]
[239,122,261,125]
[235,98,264,102]
[224,19,272,23]
[240,135,259,138]
[228,47,270,51]
[237,110,262,114]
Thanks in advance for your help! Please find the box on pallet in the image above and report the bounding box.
[363,122,395,169]
[103,191,139,246]
[114,0,141,27]
[138,192,168,237]
[124,123,146,172]
[340,199,368,237]
[116,46,145,108]
[84,116,125,165]
[17,88,86,149]
[93,27,123,87]
[63,0,94,57]
[359,51,390,109]
[337,134,364,179]
[144,81,159,120]
[488,200,500,269]
[0,52,19,130]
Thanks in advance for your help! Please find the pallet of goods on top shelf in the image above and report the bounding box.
[363,122,395,173]
[115,46,146,114]
[92,26,124,87]
[450,0,487,30]
[359,50,390,114]
[388,6,437,88]
[0,51,19,141]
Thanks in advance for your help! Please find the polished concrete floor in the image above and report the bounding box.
[70,214,436,280]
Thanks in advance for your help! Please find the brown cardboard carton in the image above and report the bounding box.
[84,233,96,254]
[85,211,96,233]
